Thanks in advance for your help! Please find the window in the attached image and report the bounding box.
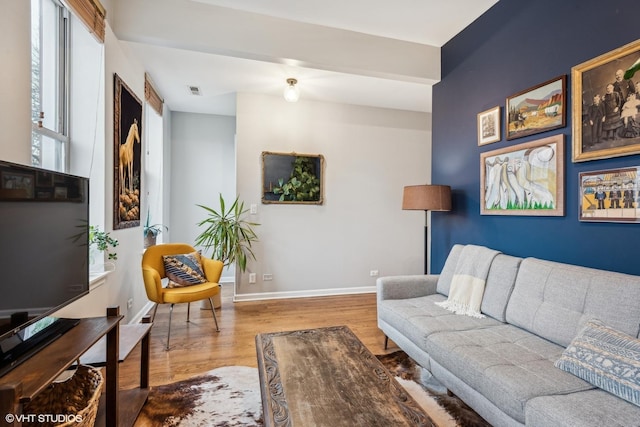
[31,0,69,172]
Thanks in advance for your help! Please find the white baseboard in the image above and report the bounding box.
[128,301,156,324]
[232,286,376,302]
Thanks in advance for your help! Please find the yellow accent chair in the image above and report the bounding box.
[141,243,223,350]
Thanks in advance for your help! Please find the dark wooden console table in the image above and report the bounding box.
[0,307,151,427]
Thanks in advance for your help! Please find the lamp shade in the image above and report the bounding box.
[402,185,451,211]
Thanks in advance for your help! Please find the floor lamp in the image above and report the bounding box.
[402,185,451,274]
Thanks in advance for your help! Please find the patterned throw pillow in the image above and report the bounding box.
[163,251,207,287]
[555,319,640,407]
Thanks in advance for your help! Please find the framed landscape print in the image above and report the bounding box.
[481,134,564,216]
[262,151,324,204]
[113,73,143,229]
[477,106,501,145]
[506,75,566,140]
[579,166,640,222]
[572,39,640,162]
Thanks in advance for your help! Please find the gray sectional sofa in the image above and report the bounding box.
[377,244,640,427]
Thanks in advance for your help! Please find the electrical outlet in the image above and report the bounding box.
[249,273,257,284]
[370,270,379,277]
[263,273,273,281]
[127,298,133,309]
[250,204,258,214]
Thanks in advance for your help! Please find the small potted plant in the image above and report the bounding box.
[89,225,119,263]
[143,211,167,248]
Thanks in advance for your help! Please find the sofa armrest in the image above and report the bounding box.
[376,275,439,302]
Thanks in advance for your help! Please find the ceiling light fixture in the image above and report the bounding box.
[283,78,299,102]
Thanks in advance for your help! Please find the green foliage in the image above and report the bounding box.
[272,156,321,202]
[194,194,259,272]
[143,210,167,237]
[488,200,554,210]
[89,226,119,260]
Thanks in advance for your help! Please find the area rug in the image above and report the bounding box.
[135,352,490,427]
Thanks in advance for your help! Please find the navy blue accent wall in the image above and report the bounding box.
[432,0,640,275]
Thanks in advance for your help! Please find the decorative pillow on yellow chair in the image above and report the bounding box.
[163,251,207,287]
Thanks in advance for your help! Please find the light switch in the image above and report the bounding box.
[250,203,257,214]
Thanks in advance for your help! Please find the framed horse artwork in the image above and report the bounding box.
[113,73,143,230]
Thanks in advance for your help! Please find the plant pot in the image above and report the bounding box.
[200,293,221,309]
[143,233,157,248]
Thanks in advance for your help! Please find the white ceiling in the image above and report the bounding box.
[114,0,497,116]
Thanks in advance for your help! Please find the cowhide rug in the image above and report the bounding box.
[135,352,490,427]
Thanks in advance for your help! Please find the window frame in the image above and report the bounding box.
[31,0,70,172]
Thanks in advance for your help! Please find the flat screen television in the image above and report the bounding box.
[0,160,89,376]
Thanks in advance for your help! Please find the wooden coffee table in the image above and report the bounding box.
[255,325,435,427]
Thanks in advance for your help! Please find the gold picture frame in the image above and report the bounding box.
[261,151,324,205]
[572,39,640,162]
[477,106,501,145]
[480,134,564,216]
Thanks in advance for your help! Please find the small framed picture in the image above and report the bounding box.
[506,75,566,140]
[477,106,501,145]
[579,166,640,222]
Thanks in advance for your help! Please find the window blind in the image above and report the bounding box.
[145,73,164,117]
[64,0,106,43]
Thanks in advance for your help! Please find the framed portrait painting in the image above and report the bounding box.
[113,73,143,229]
[579,166,640,222]
[477,106,501,145]
[506,75,566,140]
[572,39,640,162]
[481,134,564,216]
[261,151,324,204]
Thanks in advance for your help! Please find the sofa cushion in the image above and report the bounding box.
[435,244,463,296]
[378,294,503,353]
[426,325,593,423]
[506,258,640,347]
[435,245,520,322]
[480,253,521,322]
[526,389,640,427]
[555,319,640,407]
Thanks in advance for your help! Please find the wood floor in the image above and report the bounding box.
[118,284,391,390]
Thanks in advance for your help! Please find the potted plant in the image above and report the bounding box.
[89,225,119,262]
[143,211,167,248]
[194,194,259,272]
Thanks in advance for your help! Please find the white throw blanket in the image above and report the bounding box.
[435,245,500,318]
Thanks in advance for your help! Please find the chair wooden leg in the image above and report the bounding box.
[166,303,175,351]
[187,302,191,322]
[208,298,220,332]
[150,303,159,322]
[384,335,389,350]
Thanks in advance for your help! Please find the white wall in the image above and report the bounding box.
[170,111,237,281]
[0,0,31,164]
[235,93,431,300]
[57,25,150,322]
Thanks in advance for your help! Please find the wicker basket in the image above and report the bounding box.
[22,365,103,427]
